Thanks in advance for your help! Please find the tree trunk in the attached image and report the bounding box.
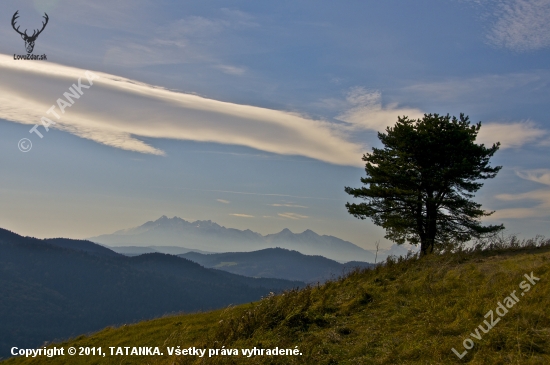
[425,198,437,255]
[420,239,428,256]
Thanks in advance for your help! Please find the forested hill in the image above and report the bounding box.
[180,248,374,282]
[0,228,302,359]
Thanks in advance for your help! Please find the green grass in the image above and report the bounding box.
[4,241,550,365]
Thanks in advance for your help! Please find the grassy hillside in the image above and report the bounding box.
[3,240,549,364]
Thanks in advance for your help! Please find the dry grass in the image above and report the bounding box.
[3,236,550,365]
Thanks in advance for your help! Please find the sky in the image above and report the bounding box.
[1,0,549,250]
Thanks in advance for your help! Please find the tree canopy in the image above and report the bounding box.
[345,113,504,255]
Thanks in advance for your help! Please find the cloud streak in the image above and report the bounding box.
[490,170,550,219]
[278,212,308,220]
[0,55,364,166]
[517,169,550,186]
[269,203,307,208]
[492,189,550,219]
[476,121,546,148]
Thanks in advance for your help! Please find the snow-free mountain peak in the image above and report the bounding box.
[88,216,375,263]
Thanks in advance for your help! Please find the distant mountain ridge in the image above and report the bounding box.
[0,228,302,358]
[89,216,376,262]
[108,245,213,256]
[180,248,374,283]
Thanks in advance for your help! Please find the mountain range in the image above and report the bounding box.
[0,228,301,358]
[89,216,376,262]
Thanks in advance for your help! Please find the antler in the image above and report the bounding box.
[33,13,49,38]
[11,11,49,39]
[11,11,27,37]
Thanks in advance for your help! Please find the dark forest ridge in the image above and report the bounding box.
[180,248,374,283]
[0,228,302,358]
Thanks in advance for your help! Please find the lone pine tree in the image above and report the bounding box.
[345,113,504,255]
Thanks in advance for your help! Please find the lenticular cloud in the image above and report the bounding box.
[0,54,364,166]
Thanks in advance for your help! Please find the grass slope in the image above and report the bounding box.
[3,245,549,364]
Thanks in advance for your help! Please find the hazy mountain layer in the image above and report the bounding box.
[89,216,376,262]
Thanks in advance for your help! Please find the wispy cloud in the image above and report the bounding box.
[491,169,550,219]
[278,212,308,220]
[102,16,223,67]
[403,71,547,102]
[334,87,546,149]
[215,65,246,76]
[403,73,549,149]
[476,121,546,148]
[176,188,340,201]
[517,169,550,185]
[269,203,307,208]
[217,199,231,204]
[336,87,424,131]
[230,213,254,218]
[487,0,550,51]
[492,189,550,219]
[0,55,363,166]
[102,10,258,67]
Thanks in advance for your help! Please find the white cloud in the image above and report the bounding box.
[217,199,231,204]
[334,87,546,150]
[0,55,364,166]
[402,73,549,149]
[278,212,308,220]
[230,213,254,218]
[516,169,550,185]
[476,121,546,148]
[487,0,550,51]
[492,189,550,219]
[336,87,424,132]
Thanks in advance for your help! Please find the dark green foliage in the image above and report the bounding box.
[345,113,504,255]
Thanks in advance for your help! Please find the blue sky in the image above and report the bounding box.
[1,0,549,250]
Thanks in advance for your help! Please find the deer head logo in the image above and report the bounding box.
[12,11,49,54]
